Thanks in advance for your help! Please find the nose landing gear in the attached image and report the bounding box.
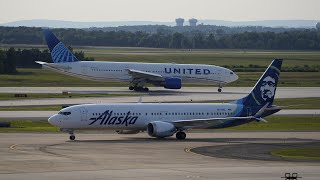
[69,130,75,140]
[69,134,75,141]
[61,128,76,141]
[218,85,223,93]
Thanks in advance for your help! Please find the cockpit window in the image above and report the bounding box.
[230,72,234,75]
[59,111,71,115]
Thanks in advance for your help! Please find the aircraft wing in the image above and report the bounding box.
[126,69,163,82]
[172,116,255,129]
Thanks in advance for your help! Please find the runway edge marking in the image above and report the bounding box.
[9,144,17,150]
[184,146,209,158]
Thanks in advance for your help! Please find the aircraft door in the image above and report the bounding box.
[122,65,130,80]
[217,69,222,82]
[81,64,88,75]
[80,107,88,121]
[246,107,252,116]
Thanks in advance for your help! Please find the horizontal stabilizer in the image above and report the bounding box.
[254,102,269,117]
[255,117,268,123]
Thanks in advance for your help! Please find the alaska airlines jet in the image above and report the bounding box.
[48,59,283,140]
[36,30,238,92]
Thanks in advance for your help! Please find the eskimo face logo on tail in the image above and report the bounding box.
[260,76,276,101]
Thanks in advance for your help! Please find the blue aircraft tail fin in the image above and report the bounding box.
[43,29,79,63]
[233,59,283,107]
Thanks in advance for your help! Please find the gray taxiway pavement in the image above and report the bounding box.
[1,109,319,120]
[0,87,319,107]
[0,132,319,180]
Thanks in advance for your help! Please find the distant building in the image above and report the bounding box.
[189,18,198,27]
[175,18,184,27]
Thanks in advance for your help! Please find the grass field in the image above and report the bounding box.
[225,116,320,131]
[0,120,59,132]
[0,116,319,132]
[208,98,320,109]
[82,49,320,68]
[0,105,62,111]
[0,97,319,111]
[0,68,319,87]
[272,147,320,159]
[2,45,320,67]
[0,93,137,101]
[273,98,320,109]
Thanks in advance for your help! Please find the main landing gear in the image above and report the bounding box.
[218,88,222,93]
[176,131,186,140]
[129,86,149,92]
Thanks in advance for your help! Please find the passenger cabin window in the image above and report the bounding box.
[59,112,71,115]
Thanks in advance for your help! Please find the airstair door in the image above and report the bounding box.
[80,107,88,121]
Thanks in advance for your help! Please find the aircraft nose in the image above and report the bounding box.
[48,114,59,126]
[228,71,238,83]
[233,73,239,81]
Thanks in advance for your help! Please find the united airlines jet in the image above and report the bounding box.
[48,59,283,140]
[36,30,238,92]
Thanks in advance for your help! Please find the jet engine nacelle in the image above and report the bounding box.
[164,77,182,89]
[115,130,140,134]
[147,121,177,138]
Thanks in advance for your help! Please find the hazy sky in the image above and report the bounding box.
[1,0,319,23]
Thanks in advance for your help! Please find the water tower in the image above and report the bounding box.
[175,18,184,27]
[189,18,198,27]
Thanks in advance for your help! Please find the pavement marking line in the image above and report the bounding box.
[185,147,207,158]
[9,144,17,150]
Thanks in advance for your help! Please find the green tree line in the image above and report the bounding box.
[0,48,17,74]
[0,47,93,74]
[1,26,320,50]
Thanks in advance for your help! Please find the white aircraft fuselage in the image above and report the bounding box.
[49,103,242,130]
[42,61,238,85]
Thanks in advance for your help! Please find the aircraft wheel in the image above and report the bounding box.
[218,88,222,92]
[133,87,141,91]
[176,131,186,140]
[69,135,75,141]
[134,87,147,92]
[129,86,134,90]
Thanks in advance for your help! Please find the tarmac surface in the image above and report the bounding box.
[0,87,319,107]
[0,132,319,180]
